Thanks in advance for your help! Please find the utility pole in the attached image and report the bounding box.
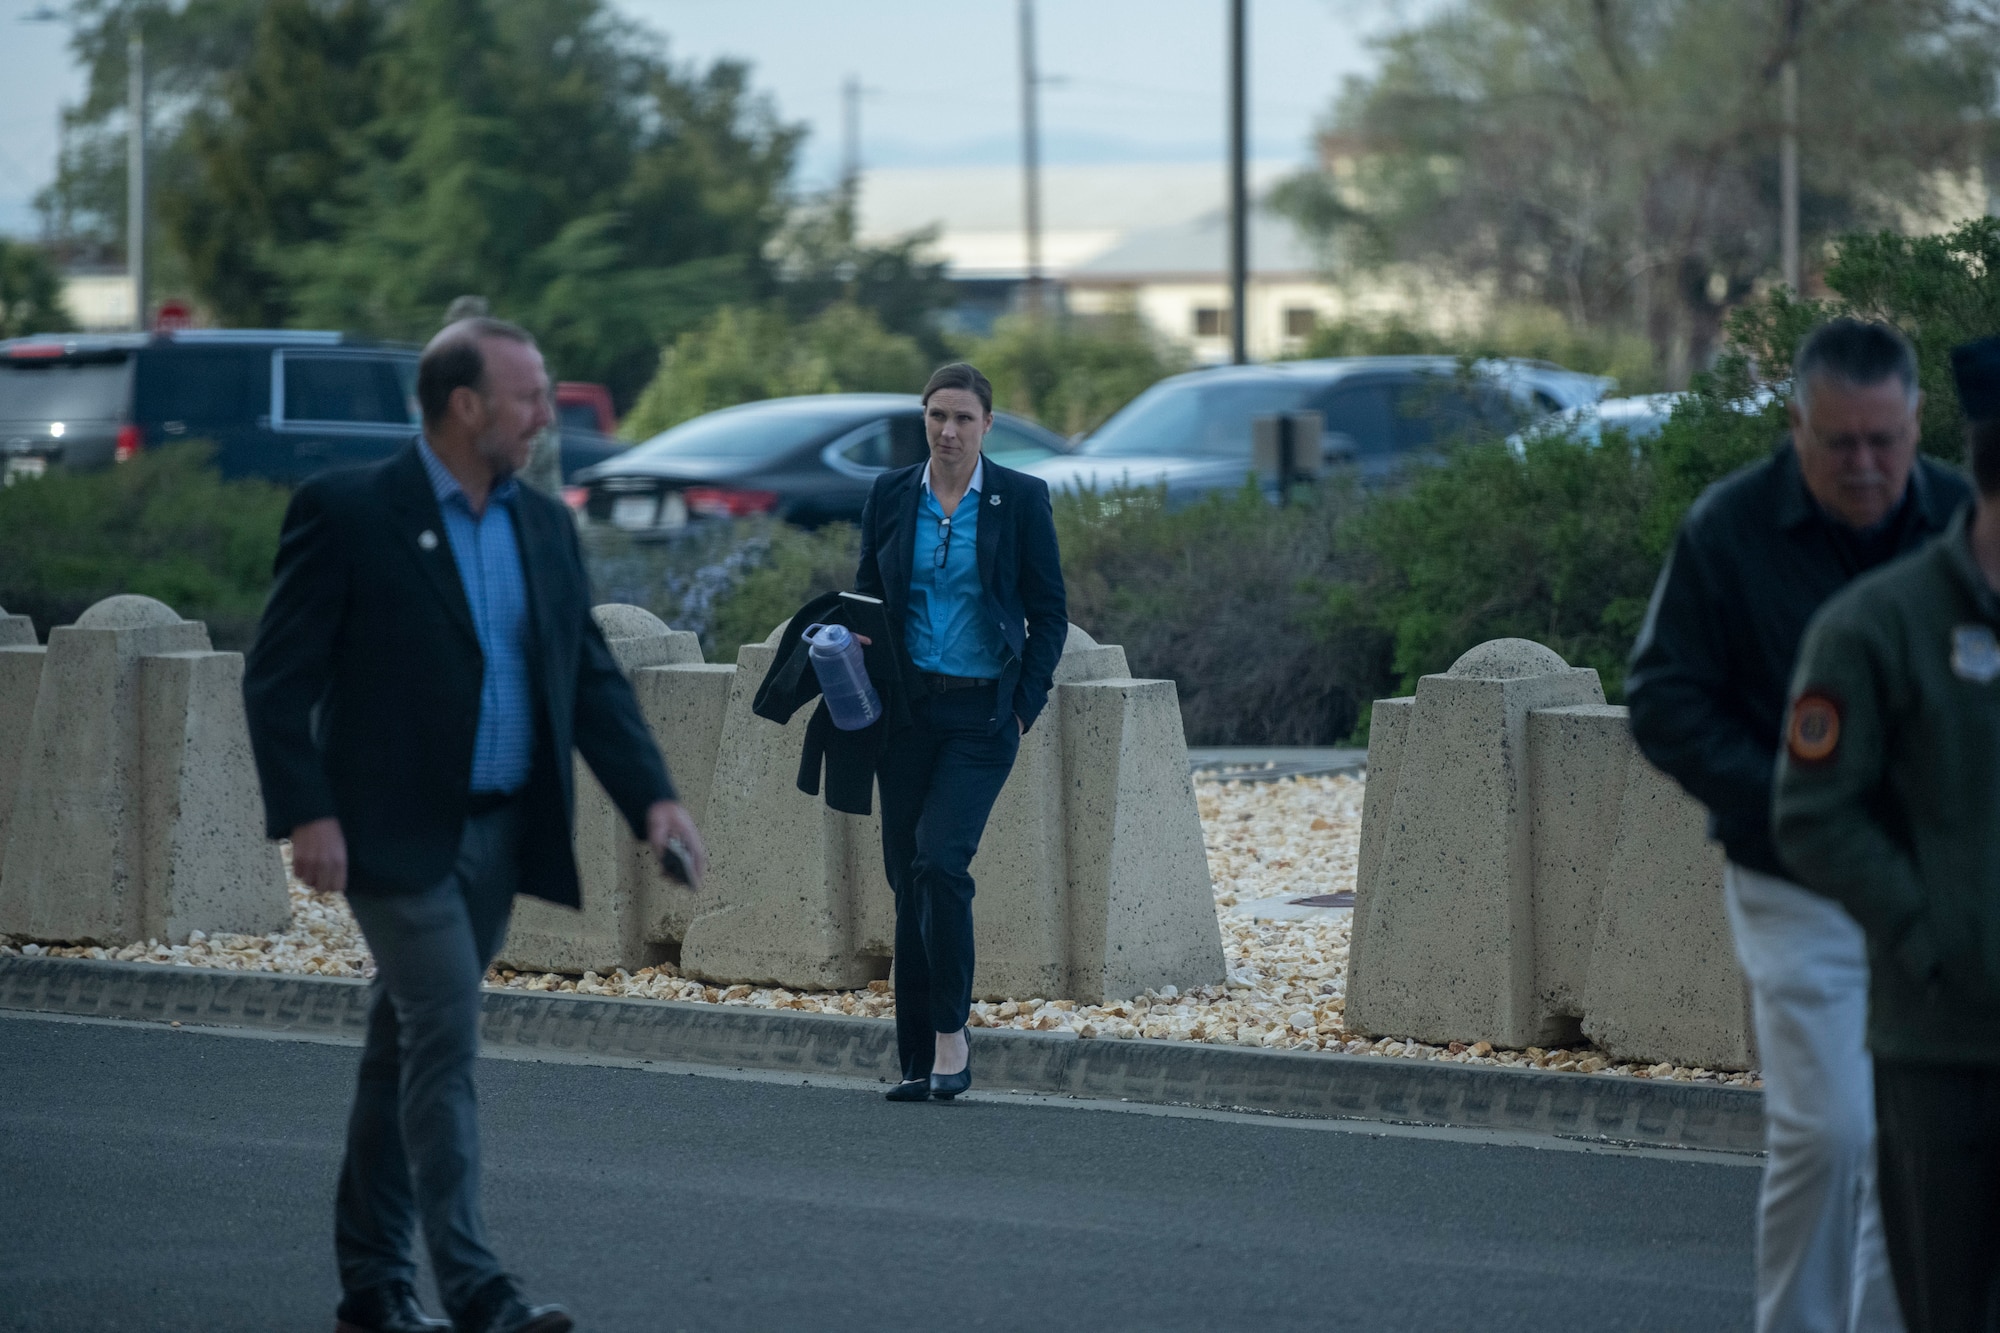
[1227,0,1248,364]
[1775,0,1805,292]
[1018,0,1045,318]
[127,29,148,331]
[840,74,862,222]
[1780,57,1799,290]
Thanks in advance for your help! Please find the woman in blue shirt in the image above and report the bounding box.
[853,363,1069,1101]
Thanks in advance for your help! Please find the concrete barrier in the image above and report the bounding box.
[0,596,288,946]
[499,606,703,974]
[0,609,44,880]
[1348,639,1749,1070]
[678,623,1226,1004]
[0,606,33,647]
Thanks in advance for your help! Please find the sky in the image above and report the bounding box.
[0,0,1418,238]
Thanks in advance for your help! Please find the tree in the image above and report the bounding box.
[0,241,73,338]
[43,0,803,406]
[1277,0,2000,385]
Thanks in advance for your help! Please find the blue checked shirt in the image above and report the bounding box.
[419,439,535,793]
[907,457,1009,678]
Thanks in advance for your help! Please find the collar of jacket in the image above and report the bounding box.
[889,454,1012,614]
[1772,437,1958,534]
[1937,501,2000,623]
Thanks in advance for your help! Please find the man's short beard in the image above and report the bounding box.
[475,433,522,482]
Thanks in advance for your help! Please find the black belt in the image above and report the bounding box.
[920,672,997,694]
[466,789,519,817]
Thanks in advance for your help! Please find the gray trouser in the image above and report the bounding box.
[336,806,520,1316]
[1726,863,1903,1333]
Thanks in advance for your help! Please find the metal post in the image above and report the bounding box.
[1780,58,1799,291]
[127,30,147,331]
[841,74,861,218]
[1019,0,1044,318]
[1227,0,1248,363]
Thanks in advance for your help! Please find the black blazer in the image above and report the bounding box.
[854,455,1068,731]
[242,442,674,906]
[752,588,915,817]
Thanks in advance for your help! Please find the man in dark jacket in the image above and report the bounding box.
[243,318,705,1333]
[1775,336,2000,1333]
[1628,319,1968,1333]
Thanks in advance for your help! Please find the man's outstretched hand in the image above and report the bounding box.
[647,799,707,890]
[290,817,348,896]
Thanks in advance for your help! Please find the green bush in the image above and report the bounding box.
[582,518,859,665]
[963,313,1189,438]
[1055,484,1386,745]
[0,444,290,649]
[1329,217,2000,706]
[621,302,930,440]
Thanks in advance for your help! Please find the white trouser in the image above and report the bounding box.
[1725,863,1903,1333]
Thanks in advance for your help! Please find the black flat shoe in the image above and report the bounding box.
[884,1078,931,1102]
[929,1052,972,1101]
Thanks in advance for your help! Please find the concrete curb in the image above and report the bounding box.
[0,955,1765,1154]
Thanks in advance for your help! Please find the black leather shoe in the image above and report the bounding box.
[335,1280,451,1333]
[928,1048,972,1101]
[454,1278,573,1333]
[884,1078,931,1102]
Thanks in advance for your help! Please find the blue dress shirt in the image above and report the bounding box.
[418,439,535,793]
[907,457,1010,678]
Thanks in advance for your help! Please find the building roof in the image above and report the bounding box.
[1067,202,1326,283]
[853,161,1302,281]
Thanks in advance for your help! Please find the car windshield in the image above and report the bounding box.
[0,358,131,423]
[1078,377,1313,458]
[627,404,861,464]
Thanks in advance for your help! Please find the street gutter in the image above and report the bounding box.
[0,954,1764,1155]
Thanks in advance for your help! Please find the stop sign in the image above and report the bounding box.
[153,299,193,332]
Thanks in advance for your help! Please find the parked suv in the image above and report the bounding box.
[0,329,625,486]
[1025,356,1612,502]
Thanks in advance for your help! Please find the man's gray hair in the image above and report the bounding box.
[1793,318,1919,409]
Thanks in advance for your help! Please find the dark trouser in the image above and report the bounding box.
[336,805,521,1317]
[877,684,1020,1082]
[1874,1057,2000,1332]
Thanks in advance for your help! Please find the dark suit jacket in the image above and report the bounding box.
[242,442,674,907]
[752,589,915,817]
[854,456,1068,732]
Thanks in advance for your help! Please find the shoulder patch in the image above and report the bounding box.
[1787,691,1843,765]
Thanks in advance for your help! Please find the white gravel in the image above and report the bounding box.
[0,774,1758,1087]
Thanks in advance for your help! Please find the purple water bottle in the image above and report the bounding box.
[802,623,881,730]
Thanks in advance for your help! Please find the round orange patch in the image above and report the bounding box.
[1788,692,1842,764]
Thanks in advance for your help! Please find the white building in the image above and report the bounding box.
[854,161,1484,358]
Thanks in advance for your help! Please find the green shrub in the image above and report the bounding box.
[1333,425,1664,699]
[583,518,860,665]
[963,313,1189,438]
[1055,483,1386,745]
[0,444,289,649]
[703,522,860,663]
[621,301,930,440]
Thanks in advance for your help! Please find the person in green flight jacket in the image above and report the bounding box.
[1775,334,2000,1333]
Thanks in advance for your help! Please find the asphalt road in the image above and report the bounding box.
[0,1012,1758,1332]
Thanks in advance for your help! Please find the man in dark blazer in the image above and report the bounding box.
[853,362,1067,1101]
[243,318,705,1333]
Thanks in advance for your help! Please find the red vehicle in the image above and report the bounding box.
[555,382,616,436]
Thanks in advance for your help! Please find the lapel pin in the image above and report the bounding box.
[989,493,1002,506]
[418,529,439,551]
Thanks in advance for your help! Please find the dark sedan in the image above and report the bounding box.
[575,394,1070,534]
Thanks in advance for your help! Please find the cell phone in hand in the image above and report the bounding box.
[659,836,701,891]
